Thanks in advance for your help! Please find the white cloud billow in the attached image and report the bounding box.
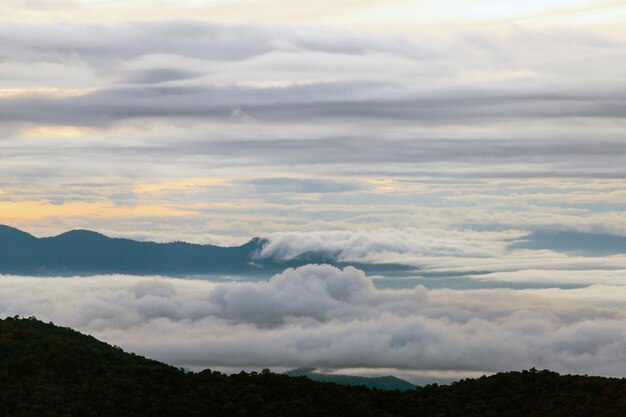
[260,229,513,263]
[3,265,626,379]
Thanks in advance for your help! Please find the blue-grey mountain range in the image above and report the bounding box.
[284,368,416,391]
[0,225,411,276]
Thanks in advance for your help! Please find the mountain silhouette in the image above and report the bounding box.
[510,230,626,256]
[0,225,269,275]
[0,225,413,276]
[285,368,416,391]
[4,316,626,417]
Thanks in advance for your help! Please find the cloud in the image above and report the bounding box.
[1,21,625,128]
[259,229,517,262]
[120,68,200,85]
[470,269,626,286]
[0,21,272,63]
[3,265,626,379]
[2,20,626,247]
[3,82,626,127]
[247,178,362,194]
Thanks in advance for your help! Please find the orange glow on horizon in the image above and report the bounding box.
[0,201,197,221]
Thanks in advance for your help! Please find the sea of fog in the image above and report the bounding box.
[3,259,626,384]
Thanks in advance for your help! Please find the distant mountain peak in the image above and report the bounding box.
[0,226,270,276]
[0,224,35,239]
[0,225,411,277]
[284,368,416,391]
[54,229,108,239]
[242,236,268,253]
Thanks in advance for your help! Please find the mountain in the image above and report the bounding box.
[0,225,414,277]
[510,230,626,256]
[3,317,626,416]
[285,368,416,391]
[0,225,265,275]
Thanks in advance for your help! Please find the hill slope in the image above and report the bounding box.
[2,317,626,416]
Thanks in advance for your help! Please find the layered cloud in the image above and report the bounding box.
[0,18,625,242]
[258,230,626,287]
[3,265,626,380]
[2,21,625,127]
[260,229,513,262]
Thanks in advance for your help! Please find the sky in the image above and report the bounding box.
[2,0,626,383]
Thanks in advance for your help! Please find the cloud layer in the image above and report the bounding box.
[3,265,626,381]
[2,1,626,386]
[1,19,625,243]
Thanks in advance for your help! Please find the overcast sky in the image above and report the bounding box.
[1,0,625,242]
[2,0,626,381]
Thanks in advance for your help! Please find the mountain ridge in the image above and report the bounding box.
[0,225,413,277]
[284,368,416,391]
[0,224,268,276]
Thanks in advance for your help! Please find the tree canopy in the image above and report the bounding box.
[1,316,626,417]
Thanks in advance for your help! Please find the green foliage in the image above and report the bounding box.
[2,317,626,416]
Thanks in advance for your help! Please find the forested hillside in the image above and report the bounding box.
[1,317,626,417]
